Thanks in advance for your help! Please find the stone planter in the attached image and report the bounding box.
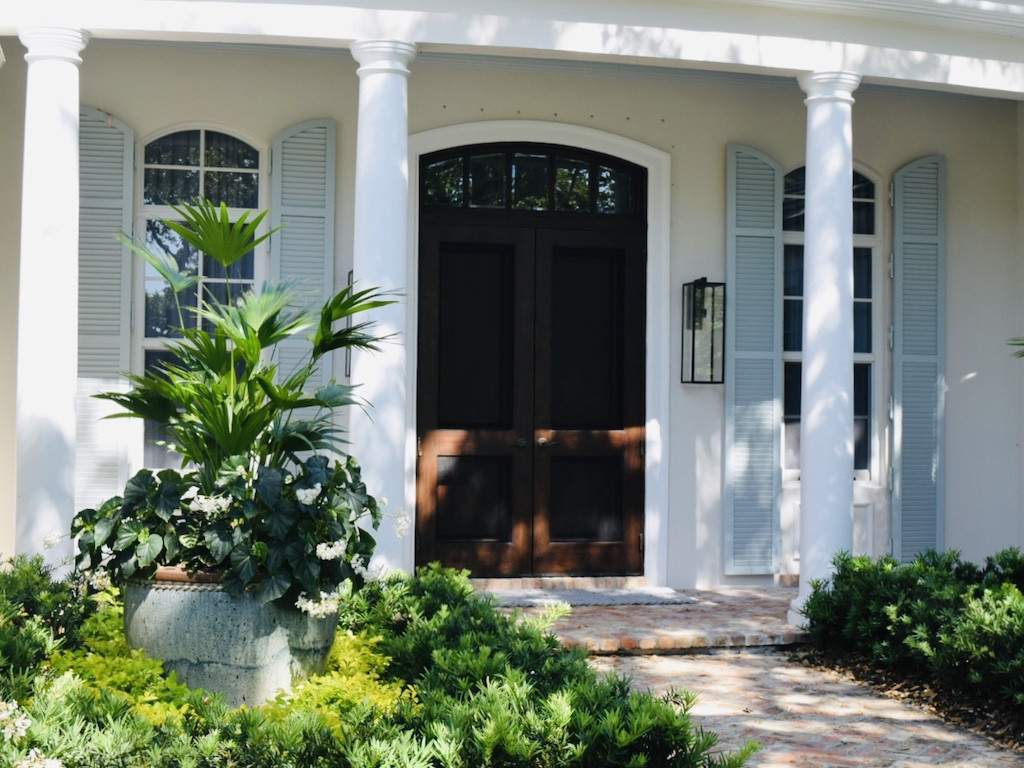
[124,567,336,707]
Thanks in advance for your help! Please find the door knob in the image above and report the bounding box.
[536,437,549,446]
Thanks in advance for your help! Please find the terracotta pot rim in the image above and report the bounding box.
[153,564,224,584]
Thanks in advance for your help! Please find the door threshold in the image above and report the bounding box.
[471,575,648,591]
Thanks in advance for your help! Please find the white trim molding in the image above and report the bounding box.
[406,120,672,586]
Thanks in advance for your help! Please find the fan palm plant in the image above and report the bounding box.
[72,200,397,604]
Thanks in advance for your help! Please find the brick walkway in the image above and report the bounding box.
[536,587,804,653]
[593,650,1023,768]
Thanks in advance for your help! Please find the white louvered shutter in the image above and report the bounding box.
[724,145,783,574]
[77,107,134,510]
[892,156,946,561]
[270,119,337,386]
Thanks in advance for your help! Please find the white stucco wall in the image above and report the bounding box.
[0,38,1020,582]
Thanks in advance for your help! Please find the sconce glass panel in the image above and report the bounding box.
[681,278,725,384]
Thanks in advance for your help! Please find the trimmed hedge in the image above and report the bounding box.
[804,548,1024,709]
[0,557,755,768]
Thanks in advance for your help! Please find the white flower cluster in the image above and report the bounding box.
[88,569,112,592]
[15,749,63,768]
[0,700,30,742]
[295,484,323,506]
[295,581,350,618]
[393,512,412,539]
[42,532,63,551]
[188,494,232,517]
[315,539,347,561]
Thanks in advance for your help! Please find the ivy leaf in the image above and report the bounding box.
[164,532,180,562]
[303,455,330,487]
[204,525,234,564]
[229,546,258,587]
[121,470,155,512]
[136,533,164,567]
[93,517,117,548]
[114,521,145,552]
[266,504,297,540]
[255,467,283,507]
[254,572,291,605]
[153,470,184,521]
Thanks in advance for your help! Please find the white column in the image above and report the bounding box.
[789,71,861,625]
[348,40,416,573]
[15,27,88,565]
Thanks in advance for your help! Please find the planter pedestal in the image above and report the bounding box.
[124,577,336,707]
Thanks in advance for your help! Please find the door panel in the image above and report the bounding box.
[532,228,645,574]
[416,226,534,576]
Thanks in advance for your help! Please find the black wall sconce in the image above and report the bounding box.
[681,277,725,384]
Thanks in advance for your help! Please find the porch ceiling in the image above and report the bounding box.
[5,0,1024,98]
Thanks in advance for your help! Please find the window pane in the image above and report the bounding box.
[145,130,200,166]
[202,280,253,308]
[784,245,803,296]
[852,172,875,200]
[512,153,549,210]
[854,418,869,471]
[204,171,258,208]
[853,200,875,235]
[784,362,801,417]
[204,131,259,169]
[783,299,803,352]
[854,302,871,353]
[555,158,590,211]
[203,249,255,280]
[424,157,464,207]
[784,167,805,196]
[595,165,631,214]
[783,196,804,231]
[143,350,182,469]
[854,365,870,471]
[469,154,506,208]
[144,220,198,337]
[783,362,802,470]
[854,248,872,299]
[854,363,870,416]
[144,169,199,205]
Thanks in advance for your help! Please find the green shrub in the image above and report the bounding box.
[0,563,754,767]
[47,602,201,726]
[805,547,1024,711]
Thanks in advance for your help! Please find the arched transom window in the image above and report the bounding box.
[780,167,879,479]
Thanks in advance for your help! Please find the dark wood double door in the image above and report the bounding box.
[416,219,646,576]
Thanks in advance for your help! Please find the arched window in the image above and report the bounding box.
[136,128,265,467]
[780,167,879,478]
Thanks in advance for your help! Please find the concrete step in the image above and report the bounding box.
[471,575,648,591]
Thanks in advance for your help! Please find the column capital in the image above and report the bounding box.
[18,27,88,65]
[798,71,861,104]
[350,40,416,77]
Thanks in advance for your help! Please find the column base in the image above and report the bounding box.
[786,597,809,628]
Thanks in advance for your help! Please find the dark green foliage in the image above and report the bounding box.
[0,563,754,767]
[71,455,381,604]
[338,564,755,767]
[804,548,1024,708]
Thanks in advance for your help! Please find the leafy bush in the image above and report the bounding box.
[804,548,1024,710]
[71,199,394,608]
[0,561,754,767]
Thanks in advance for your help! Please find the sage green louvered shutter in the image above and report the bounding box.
[892,156,946,561]
[77,107,134,510]
[724,145,783,574]
[270,119,337,385]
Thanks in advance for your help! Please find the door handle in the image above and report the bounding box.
[536,437,549,446]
